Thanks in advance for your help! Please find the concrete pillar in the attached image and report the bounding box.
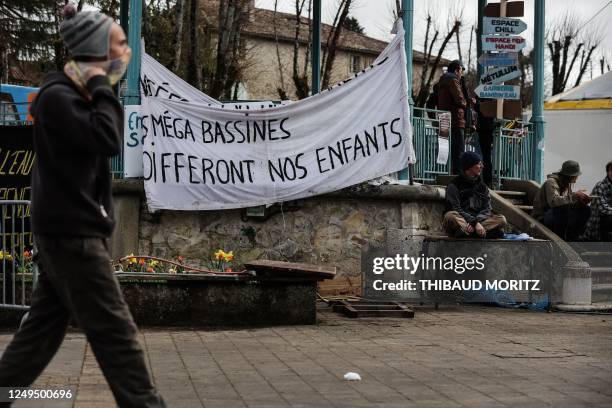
[561,260,591,305]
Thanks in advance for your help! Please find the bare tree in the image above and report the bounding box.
[209,0,251,99]
[320,0,353,88]
[172,0,185,72]
[273,0,288,99]
[414,10,461,107]
[186,0,202,89]
[547,12,602,95]
[291,0,311,99]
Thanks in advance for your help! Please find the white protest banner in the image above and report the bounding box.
[123,105,145,177]
[140,23,414,211]
[483,17,527,35]
[140,52,287,109]
[480,65,521,85]
[475,84,520,100]
[482,35,526,52]
[131,52,290,178]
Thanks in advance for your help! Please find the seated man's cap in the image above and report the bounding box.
[460,151,482,172]
[559,160,582,177]
[60,3,113,59]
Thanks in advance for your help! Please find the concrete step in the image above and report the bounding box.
[581,251,612,267]
[515,205,533,214]
[495,190,527,205]
[591,267,612,284]
[592,283,612,303]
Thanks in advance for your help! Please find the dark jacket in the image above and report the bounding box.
[532,173,575,221]
[30,72,122,237]
[436,72,466,129]
[445,174,492,225]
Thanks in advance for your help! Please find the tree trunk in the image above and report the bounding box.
[172,0,185,72]
[574,45,596,87]
[415,21,460,107]
[187,0,202,89]
[273,0,287,99]
[321,0,352,89]
[291,0,309,99]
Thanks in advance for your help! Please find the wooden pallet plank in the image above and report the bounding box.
[245,260,336,280]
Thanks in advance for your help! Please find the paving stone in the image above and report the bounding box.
[2,306,612,406]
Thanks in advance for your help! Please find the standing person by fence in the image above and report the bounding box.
[435,60,467,175]
[0,5,165,407]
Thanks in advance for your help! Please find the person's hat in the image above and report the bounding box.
[60,3,113,59]
[558,160,582,177]
[447,59,465,72]
[460,151,482,172]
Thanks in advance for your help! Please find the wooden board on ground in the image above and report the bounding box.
[480,100,522,119]
[484,1,524,17]
[245,260,336,280]
[330,300,415,318]
[318,275,362,297]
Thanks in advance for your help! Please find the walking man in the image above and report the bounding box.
[0,5,165,407]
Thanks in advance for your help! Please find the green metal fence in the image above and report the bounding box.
[110,146,124,179]
[492,119,535,188]
[411,107,453,183]
[411,107,535,188]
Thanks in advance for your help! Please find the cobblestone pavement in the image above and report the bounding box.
[1,305,611,408]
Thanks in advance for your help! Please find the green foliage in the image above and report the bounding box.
[342,15,364,34]
[0,0,58,83]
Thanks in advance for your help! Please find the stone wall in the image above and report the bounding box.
[112,181,447,280]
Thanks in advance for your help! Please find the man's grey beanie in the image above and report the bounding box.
[60,4,113,58]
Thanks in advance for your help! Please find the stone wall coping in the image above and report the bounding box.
[112,179,446,202]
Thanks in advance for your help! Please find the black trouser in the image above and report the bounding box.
[450,127,465,175]
[542,206,591,241]
[478,127,494,187]
[0,236,165,408]
[602,215,612,242]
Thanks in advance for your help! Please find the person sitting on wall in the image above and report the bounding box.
[443,151,507,238]
[581,161,612,242]
[532,160,591,241]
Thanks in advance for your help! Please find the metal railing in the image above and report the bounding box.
[411,107,453,183]
[493,120,535,189]
[411,108,535,188]
[0,101,32,126]
[111,147,124,179]
[1,200,37,311]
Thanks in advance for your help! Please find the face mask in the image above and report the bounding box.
[76,48,132,85]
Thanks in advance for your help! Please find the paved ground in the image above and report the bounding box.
[1,304,611,408]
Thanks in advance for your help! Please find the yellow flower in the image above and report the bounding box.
[214,249,226,261]
[0,251,13,261]
[149,260,159,268]
[168,268,176,274]
[127,253,137,264]
[224,251,234,262]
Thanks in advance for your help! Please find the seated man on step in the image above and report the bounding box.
[443,151,507,238]
[582,161,612,242]
[532,160,591,241]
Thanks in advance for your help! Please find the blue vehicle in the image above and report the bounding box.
[0,84,39,125]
